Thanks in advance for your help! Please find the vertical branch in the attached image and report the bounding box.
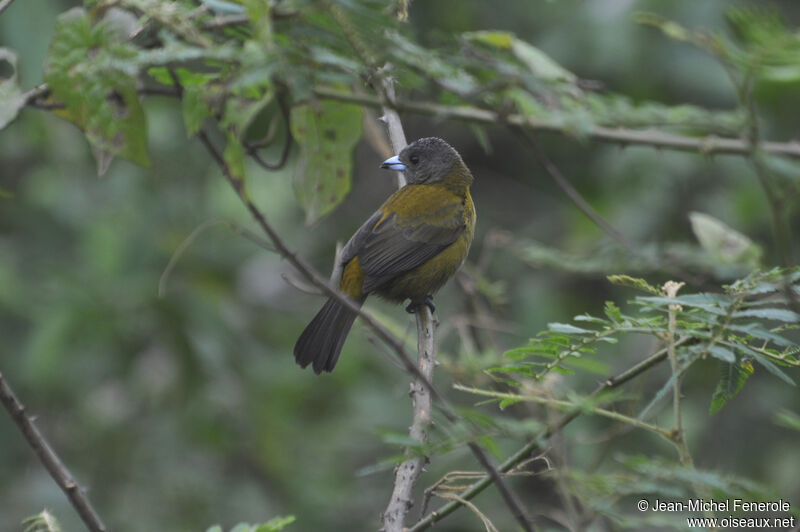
[382,306,435,532]
[663,281,692,466]
[0,371,107,532]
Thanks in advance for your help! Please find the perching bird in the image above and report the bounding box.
[294,137,476,374]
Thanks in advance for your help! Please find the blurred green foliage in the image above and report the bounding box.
[1,1,799,531]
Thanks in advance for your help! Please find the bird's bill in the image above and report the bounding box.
[380,155,406,171]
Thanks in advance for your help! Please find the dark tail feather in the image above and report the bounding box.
[294,297,362,374]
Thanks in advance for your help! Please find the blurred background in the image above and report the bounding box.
[1,0,799,530]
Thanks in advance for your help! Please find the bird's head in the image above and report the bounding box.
[381,137,472,186]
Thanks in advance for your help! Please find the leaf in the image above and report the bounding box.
[689,212,762,267]
[182,85,215,137]
[707,345,736,363]
[604,301,623,323]
[44,8,149,174]
[254,516,296,532]
[0,48,25,130]
[499,397,522,410]
[465,30,576,83]
[224,132,247,184]
[465,30,514,49]
[751,352,796,386]
[547,323,595,335]
[607,275,662,295]
[510,38,576,83]
[709,359,753,415]
[774,409,800,432]
[290,100,362,225]
[733,308,800,323]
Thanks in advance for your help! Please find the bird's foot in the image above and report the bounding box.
[405,296,436,314]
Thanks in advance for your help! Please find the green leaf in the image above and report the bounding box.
[499,397,523,409]
[465,30,576,83]
[751,352,796,386]
[465,30,514,49]
[510,38,576,83]
[709,359,753,415]
[547,323,595,335]
[774,409,800,432]
[604,301,623,323]
[290,100,362,225]
[607,275,662,295]
[254,515,296,532]
[0,48,25,130]
[707,345,736,363]
[689,212,762,267]
[733,308,800,323]
[44,8,149,174]
[182,85,215,137]
[224,132,247,183]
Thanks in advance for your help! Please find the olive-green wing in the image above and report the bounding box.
[340,205,464,293]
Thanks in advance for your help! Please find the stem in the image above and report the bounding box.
[454,385,674,440]
[663,281,691,465]
[0,372,108,532]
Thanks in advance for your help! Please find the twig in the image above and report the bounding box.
[663,281,691,464]
[0,371,108,532]
[455,385,674,439]
[312,87,800,160]
[408,340,686,531]
[513,127,634,250]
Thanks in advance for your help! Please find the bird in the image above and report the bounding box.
[293,137,476,374]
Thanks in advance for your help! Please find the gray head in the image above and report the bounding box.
[380,137,467,185]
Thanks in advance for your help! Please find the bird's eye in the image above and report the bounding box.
[409,154,420,165]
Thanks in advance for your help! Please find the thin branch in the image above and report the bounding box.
[453,384,674,440]
[408,339,688,531]
[0,371,107,532]
[513,127,634,250]
[313,87,800,160]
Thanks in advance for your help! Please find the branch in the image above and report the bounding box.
[313,87,800,160]
[409,339,687,531]
[382,306,436,532]
[0,371,108,532]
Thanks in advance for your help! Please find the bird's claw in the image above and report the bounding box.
[405,296,436,314]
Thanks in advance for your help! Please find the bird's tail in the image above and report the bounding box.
[294,296,363,374]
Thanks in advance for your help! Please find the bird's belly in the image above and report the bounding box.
[375,235,470,303]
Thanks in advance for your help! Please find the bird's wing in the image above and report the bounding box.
[339,201,465,293]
